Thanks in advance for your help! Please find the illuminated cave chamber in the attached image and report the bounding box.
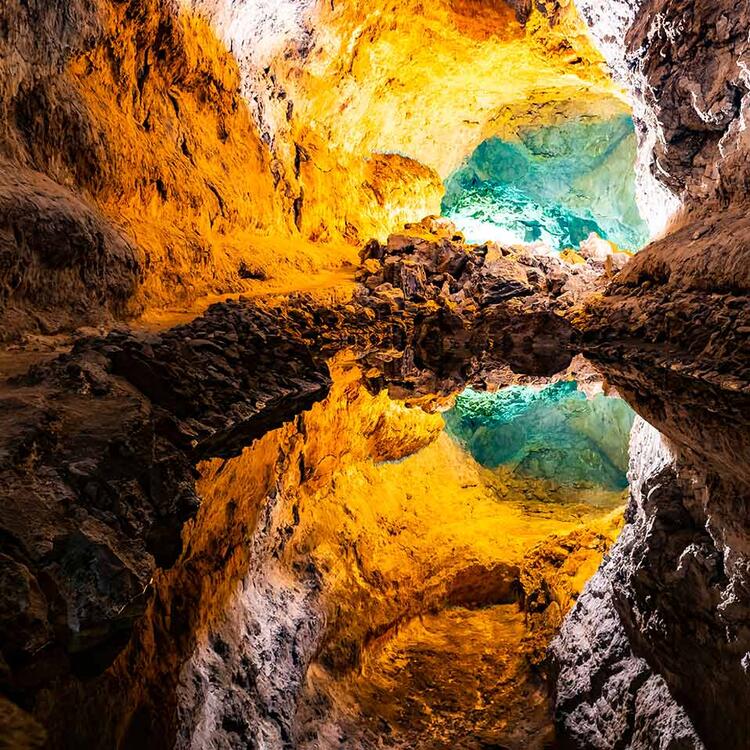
[442,115,650,251]
[176,364,629,750]
[444,382,635,505]
[6,0,743,747]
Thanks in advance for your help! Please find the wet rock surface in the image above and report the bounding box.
[0,168,143,342]
[548,2,750,748]
[2,188,746,747]
[0,0,617,343]
[550,421,708,750]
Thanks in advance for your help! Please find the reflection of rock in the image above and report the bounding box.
[0,217,609,745]
[328,606,556,750]
[0,298,337,720]
[443,382,634,498]
[550,421,706,749]
[521,517,622,667]
[543,3,750,744]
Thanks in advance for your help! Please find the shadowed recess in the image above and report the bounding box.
[442,115,649,251]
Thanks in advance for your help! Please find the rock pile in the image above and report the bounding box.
[356,216,605,311]
[352,217,610,396]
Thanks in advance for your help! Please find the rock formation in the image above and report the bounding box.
[442,114,649,250]
[0,0,620,342]
[548,2,750,748]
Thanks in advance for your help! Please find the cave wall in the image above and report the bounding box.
[189,0,623,178]
[552,2,750,748]
[574,0,750,224]
[0,0,442,339]
[2,0,749,747]
[0,214,628,748]
[2,350,620,749]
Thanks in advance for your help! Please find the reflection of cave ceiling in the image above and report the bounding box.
[444,381,635,495]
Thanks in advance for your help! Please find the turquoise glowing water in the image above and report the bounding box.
[442,115,649,252]
[444,382,635,493]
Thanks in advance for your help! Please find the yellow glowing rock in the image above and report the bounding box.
[21,0,629,319]
[116,357,624,745]
[278,0,627,178]
[560,248,588,265]
[341,604,557,747]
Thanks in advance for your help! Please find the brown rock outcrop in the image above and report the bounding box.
[549,3,750,748]
[0,298,336,720]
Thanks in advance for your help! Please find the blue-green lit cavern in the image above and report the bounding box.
[442,115,649,252]
[444,381,635,502]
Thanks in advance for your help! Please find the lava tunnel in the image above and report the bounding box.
[442,115,650,251]
[0,2,749,750]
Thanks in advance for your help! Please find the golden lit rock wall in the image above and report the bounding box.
[0,0,441,334]
[1,0,625,332]
[87,360,621,747]
[277,0,626,177]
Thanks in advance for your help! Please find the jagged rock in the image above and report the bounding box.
[0,0,749,748]
[542,3,750,746]
[0,168,142,341]
[0,697,46,750]
[354,217,608,388]
[550,421,707,749]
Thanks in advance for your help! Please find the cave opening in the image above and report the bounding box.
[442,114,650,253]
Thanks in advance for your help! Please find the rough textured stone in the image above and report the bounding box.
[547,4,750,747]
[551,421,707,749]
[0,299,336,719]
[355,216,605,395]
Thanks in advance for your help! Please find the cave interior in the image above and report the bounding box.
[0,1,748,749]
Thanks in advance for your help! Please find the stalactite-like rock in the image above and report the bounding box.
[551,420,707,749]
